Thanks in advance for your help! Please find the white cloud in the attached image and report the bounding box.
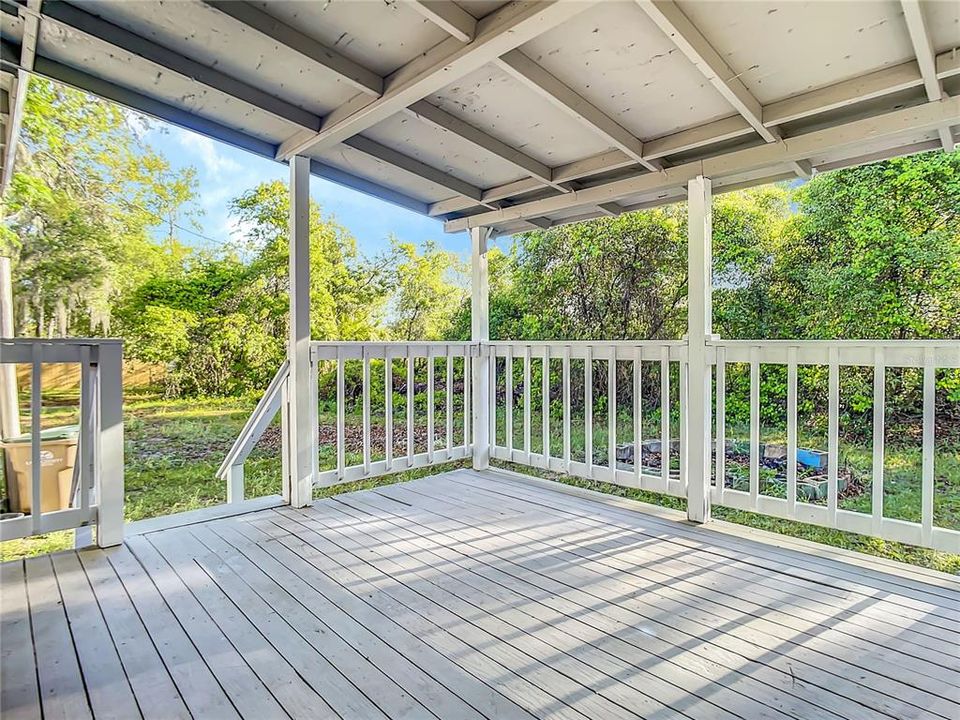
[174,129,243,180]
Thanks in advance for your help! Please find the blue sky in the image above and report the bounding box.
[142,122,470,258]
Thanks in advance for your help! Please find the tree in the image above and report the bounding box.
[0,78,199,336]
[388,238,465,340]
[773,151,960,340]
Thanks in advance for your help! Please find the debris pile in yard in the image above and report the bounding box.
[614,439,862,501]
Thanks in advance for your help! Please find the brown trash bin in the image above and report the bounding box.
[1,426,79,514]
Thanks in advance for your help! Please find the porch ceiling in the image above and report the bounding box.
[1,0,958,233]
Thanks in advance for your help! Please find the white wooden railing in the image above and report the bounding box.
[219,342,475,501]
[711,340,960,552]
[486,341,689,497]
[222,338,959,552]
[0,339,124,547]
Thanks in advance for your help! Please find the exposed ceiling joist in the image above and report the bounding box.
[1,0,39,194]
[496,50,662,173]
[790,159,814,179]
[636,0,779,143]
[444,97,960,232]
[900,0,954,151]
[201,1,383,96]
[0,39,432,216]
[275,0,594,160]
[596,203,624,217]
[40,1,321,131]
[406,99,561,188]
[342,134,485,203]
[403,1,476,43]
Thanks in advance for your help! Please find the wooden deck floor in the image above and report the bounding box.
[2,468,958,720]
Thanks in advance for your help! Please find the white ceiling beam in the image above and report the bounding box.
[432,44,959,220]
[444,96,960,232]
[790,159,814,180]
[406,100,564,189]
[342,135,485,203]
[275,0,594,161]
[1,0,39,194]
[40,1,321,130]
[403,1,476,43]
[496,50,662,173]
[596,203,624,217]
[201,1,383,96]
[900,0,954,151]
[636,0,779,143]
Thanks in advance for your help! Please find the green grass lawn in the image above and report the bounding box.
[2,392,958,573]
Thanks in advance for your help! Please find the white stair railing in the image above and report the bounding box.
[0,338,124,547]
[216,359,289,503]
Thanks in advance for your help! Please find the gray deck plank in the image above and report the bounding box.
[124,535,288,720]
[272,505,708,720]
[178,524,398,720]
[50,552,142,720]
[219,515,535,720]
[0,561,41,720]
[105,545,240,720]
[291,498,809,720]
[315,489,939,720]
[329,490,876,720]
[369,481,954,720]
[76,549,191,720]
[23,555,92,720]
[4,468,957,720]
[468,470,960,612]
[256,511,593,720]
[419,474,960,670]
[192,520,486,720]
[141,530,335,720]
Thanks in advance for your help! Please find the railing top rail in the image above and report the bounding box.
[710,339,960,347]
[0,337,123,345]
[486,340,688,347]
[310,341,474,347]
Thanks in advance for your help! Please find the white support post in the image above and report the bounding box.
[686,175,713,524]
[287,155,316,506]
[471,226,492,470]
[96,342,124,547]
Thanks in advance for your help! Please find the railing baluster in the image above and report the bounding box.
[505,344,514,456]
[608,350,616,472]
[749,346,760,509]
[446,347,453,454]
[633,347,642,487]
[406,347,414,466]
[715,346,725,502]
[523,345,531,459]
[336,347,346,480]
[585,345,593,476]
[660,346,670,490]
[362,346,371,475]
[462,346,471,451]
[30,343,42,533]
[79,345,94,514]
[542,347,550,467]
[488,345,496,455]
[385,348,393,471]
[563,345,571,473]
[679,356,686,490]
[872,347,885,534]
[786,346,798,515]
[427,347,435,464]
[827,347,839,524]
[921,347,935,546]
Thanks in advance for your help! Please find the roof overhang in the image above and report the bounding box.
[1,0,957,234]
